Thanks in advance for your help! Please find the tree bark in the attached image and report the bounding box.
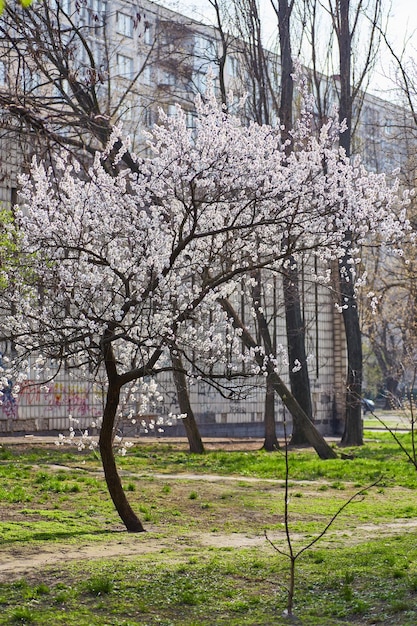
[277,0,294,142]
[340,270,363,446]
[99,376,145,532]
[98,336,145,532]
[170,349,205,454]
[267,369,336,458]
[283,263,313,445]
[338,0,352,157]
[384,376,399,410]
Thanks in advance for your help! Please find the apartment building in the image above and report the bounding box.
[0,0,410,435]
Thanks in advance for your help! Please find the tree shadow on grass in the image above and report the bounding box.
[7,527,128,544]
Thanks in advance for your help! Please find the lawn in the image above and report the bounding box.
[0,431,416,625]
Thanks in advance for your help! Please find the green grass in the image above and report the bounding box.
[0,433,416,624]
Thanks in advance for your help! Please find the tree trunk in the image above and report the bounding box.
[277,0,293,141]
[263,372,279,451]
[170,349,205,454]
[283,264,313,445]
[384,376,399,410]
[337,0,363,446]
[340,273,363,446]
[277,0,313,446]
[99,376,145,532]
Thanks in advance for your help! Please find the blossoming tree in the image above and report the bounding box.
[1,92,408,531]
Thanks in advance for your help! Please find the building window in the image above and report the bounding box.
[10,188,17,206]
[226,55,238,78]
[80,0,106,28]
[194,35,216,63]
[60,0,72,15]
[116,54,134,80]
[159,69,175,86]
[193,35,217,77]
[144,21,153,45]
[21,66,40,92]
[116,11,133,38]
[144,107,156,128]
[0,61,7,86]
[385,118,395,136]
[193,71,206,93]
[142,65,152,85]
[185,110,196,129]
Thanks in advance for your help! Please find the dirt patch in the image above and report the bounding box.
[127,472,287,483]
[0,529,268,582]
[0,530,294,581]
[0,532,168,581]
[2,516,417,582]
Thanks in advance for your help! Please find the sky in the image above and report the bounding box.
[161,0,417,97]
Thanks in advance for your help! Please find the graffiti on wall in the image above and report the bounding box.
[0,378,103,421]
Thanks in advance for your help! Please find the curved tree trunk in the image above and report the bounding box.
[99,375,145,532]
[99,338,145,532]
[219,297,337,459]
[170,349,205,454]
[268,370,337,459]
